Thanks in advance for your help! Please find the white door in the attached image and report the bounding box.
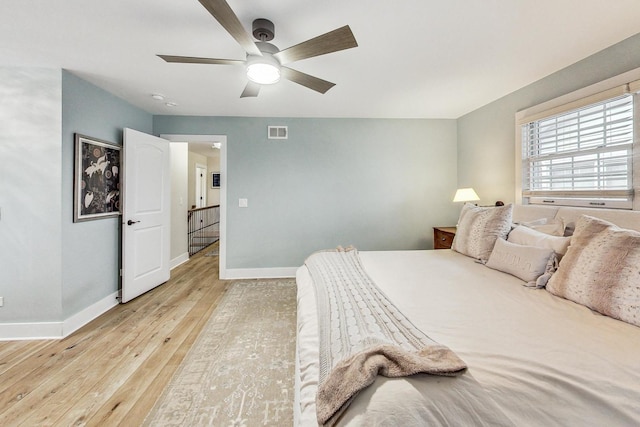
[121,128,171,303]
[195,165,207,208]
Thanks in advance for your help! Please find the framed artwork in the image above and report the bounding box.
[212,172,221,188]
[73,133,121,222]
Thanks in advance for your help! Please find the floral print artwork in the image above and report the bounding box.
[74,134,121,221]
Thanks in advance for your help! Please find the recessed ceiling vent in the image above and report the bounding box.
[268,126,288,139]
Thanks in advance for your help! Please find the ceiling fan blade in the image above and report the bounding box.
[158,54,244,65]
[240,81,261,98]
[281,67,335,94]
[197,0,262,56]
[274,25,358,65]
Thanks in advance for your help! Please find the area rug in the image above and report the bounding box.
[143,279,297,427]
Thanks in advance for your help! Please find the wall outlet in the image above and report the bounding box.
[238,198,248,208]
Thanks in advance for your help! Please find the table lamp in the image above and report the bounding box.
[453,188,480,203]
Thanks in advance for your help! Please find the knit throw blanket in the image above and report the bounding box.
[305,247,467,426]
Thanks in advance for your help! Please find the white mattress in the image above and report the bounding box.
[296,249,640,426]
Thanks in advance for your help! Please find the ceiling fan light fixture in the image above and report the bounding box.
[158,4,358,98]
[246,55,281,85]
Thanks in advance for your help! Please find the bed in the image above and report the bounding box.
[295,204,640,426]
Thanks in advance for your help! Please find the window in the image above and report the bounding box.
[518,84,637,209]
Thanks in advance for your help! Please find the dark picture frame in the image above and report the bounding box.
[212,172,221,188]
[73,133,121,222]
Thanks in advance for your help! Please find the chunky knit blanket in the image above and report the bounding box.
[305,247,467,426]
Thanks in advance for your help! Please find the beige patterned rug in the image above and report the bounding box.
[143,279,297,427]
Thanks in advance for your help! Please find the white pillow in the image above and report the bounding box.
[521,218,565,236]
[486,238,557,288]
[508,225,571,258]
[451,203,513,261]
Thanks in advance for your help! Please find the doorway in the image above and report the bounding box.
[161,133,227,279]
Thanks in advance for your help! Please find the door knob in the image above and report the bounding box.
[127,220,140,226]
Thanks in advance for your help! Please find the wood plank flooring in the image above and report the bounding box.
[0,244,228,426]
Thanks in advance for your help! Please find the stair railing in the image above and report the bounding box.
[187,205,220,256]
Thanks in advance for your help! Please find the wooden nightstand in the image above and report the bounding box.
[433,226,457,249]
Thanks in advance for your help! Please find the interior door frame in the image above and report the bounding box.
[161,134,227,279]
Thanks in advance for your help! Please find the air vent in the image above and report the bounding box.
[268,126,288,139]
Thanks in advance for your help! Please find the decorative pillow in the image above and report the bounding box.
[451,203,513,261]
[521,218,565,236]
[517,218,546,227]
[546,215,640,327]
[486,238,557,288]
[507,225,572,258]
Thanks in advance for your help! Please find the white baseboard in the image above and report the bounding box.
[0,291,119,341]
[62,291,119,337]
[171,252,190,270]
[0,322,63,341]
[221,267,297,280]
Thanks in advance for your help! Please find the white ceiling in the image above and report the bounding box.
[3,0,640,119]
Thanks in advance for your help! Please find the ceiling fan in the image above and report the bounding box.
[158,0,358,98]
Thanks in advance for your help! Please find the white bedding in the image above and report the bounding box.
[296,249,640,426]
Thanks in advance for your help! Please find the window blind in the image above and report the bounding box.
[517,85,628,125]
[521,93,634,205]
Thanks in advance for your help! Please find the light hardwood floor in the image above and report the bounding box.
[0,244,228,426]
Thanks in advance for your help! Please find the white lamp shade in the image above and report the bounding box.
[453,188,480,202]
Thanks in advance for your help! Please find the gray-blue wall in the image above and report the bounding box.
[457,33,640,204]
[0,68,62,322]
[61,71,153,318]
[154,116,459,269]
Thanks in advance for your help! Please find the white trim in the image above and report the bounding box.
[515,120,523,205]
[171,252,190,269]
[62,291,119,337]
[0,322,62,341]
[0,291,119,341]
[517,85,628,125]
[160,134,228,280]
[222,267,298,280]
[516,67,640,124]
[529,197,633,210]
[219,138,228,280]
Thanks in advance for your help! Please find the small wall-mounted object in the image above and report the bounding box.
[268,126,288,139]
[211,172,220,188]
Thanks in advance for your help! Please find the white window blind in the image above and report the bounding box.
[520,93,634,208]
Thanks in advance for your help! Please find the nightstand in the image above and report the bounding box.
[433,226,457,250]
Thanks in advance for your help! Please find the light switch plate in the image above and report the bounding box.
[238,198,248,208]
